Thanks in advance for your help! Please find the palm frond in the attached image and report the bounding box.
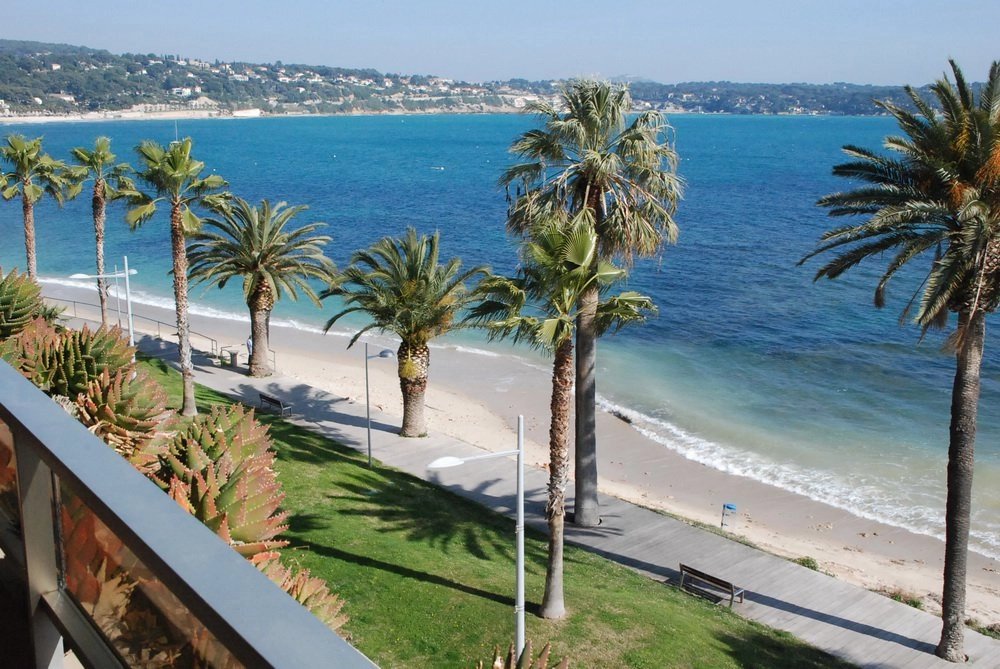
[805,59,1000,338]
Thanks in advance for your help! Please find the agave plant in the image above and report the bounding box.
[156,405,289,556]
[251,551,347,631]
[476,641,569,669]
[0,266,44,340]
[74,368,170,475]
[9,320,134,398]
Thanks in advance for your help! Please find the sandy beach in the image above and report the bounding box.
[41,282,1000,627]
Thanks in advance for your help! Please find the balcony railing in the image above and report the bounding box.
[0,361,377,668]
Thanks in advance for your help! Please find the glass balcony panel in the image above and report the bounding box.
[59,482,244,668]
[0,417,17,528]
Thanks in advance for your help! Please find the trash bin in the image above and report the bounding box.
[228,351,239,367]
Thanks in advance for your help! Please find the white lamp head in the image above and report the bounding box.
[427,456,465,470]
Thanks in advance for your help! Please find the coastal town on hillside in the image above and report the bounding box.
[1,39,927,119]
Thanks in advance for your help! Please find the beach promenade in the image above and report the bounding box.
[133,334,1000,669]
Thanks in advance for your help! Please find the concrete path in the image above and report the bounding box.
[142,337,1000,669]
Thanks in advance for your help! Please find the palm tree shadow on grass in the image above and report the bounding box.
[316,468,561,567]
[714,628,858,669]
[284,470,562,615]
[285,534,532,611]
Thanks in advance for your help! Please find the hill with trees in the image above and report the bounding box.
[0,39,934,118]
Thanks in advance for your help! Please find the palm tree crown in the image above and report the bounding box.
[126,138,228,230]
[1,134,76,279]
[801,60,1000,663]
[188,198,336,377]
[323,228,488,437]
[803,60,1000,330]
[501,80,683,262]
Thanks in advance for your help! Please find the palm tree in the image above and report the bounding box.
[188,198,336,377]
[125,138,228,417]
[0,135,77,280]
[800,60,1000,663]
[323,228,488,437]
[501,80,683,526]
[68,137,134,325]
[468,213,655,618]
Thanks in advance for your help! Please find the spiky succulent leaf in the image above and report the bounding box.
[75,369,170,474]
[8,320,134,397]
[0,267,44,340]
[158,405,288,555]
[476,640,570,669]
[251,552,347,631]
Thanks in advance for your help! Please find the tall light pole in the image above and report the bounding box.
[365,342,395,468]
[70,255,138,350]
[428,416,525,659]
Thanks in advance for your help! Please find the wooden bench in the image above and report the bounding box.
[258,392,291,417]
[679,563,744,607]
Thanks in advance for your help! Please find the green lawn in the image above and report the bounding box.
[141,358,855,668]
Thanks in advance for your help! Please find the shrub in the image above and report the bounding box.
[794,556,819,571]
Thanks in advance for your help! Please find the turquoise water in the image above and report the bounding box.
[1,114,997,556]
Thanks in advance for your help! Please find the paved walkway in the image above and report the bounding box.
[142,337,1000,669]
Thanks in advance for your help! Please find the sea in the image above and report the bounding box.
[1,113,998,558]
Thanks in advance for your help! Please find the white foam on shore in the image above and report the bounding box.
[596,396,1000,560]
[440,344,503,358]
[42,277,347,337]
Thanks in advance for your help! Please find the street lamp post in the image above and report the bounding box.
[365,342,395,468]
[428,416,525,659]
[70,255,138,350]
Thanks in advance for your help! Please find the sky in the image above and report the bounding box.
[4,1,998,86]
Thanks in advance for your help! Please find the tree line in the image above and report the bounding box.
[0,38,962,117]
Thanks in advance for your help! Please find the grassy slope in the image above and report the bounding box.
[141,358,854,668]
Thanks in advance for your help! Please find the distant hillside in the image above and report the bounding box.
[0,39,932,118]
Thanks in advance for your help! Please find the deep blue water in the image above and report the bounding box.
[1,114,997,555]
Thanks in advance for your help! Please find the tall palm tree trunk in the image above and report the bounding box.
[93,178,108,325]
[398,341,429,437]
[574,283,600,526]
[937,310,984,662]
[22,192,36,280]
[542,338,573,619]
[248,288,273,377]
[169,200,197,417]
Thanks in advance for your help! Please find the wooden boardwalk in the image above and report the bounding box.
[153,342,1000,668]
